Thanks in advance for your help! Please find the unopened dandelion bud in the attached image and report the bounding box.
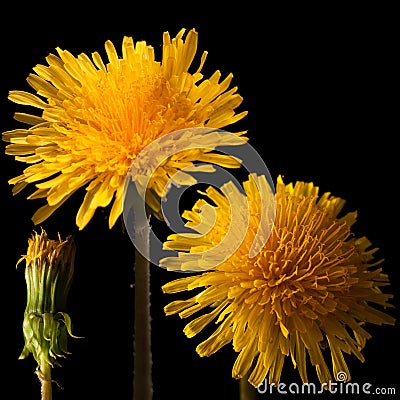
[18,229,79,399]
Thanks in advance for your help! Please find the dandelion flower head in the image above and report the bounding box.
[162,174,395,387]
[3,28,247,229]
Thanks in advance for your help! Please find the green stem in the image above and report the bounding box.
[133,225,153,400]
[39,362,52,400]
[240,375,257,400]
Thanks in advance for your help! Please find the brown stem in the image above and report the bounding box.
[240,374,257,400]
[39,362,52,400]
[133,228,153,400]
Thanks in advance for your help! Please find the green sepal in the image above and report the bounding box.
[18,345,31,360]
[58,312,83,339]
[20,311,81,369]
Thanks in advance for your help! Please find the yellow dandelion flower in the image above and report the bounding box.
[161,174,395,388]
[2,28,247,229]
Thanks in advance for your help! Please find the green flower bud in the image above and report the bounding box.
[18,229,79,397]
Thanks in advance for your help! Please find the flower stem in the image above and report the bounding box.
[133,223,153,400]
[240,375,256,400]
[39,362,52,400]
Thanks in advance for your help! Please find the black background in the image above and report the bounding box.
[1,3,399,399]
